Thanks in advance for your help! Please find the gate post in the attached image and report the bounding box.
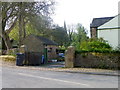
[44,47,48,64]
[65,46,75,68]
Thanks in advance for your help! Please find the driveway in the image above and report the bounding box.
[41,61,65,68]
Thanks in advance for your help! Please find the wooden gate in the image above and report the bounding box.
[24,52,42,66]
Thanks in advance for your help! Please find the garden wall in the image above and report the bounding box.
[74,52,120,69]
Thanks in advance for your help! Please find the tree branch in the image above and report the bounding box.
[6,17,18,34]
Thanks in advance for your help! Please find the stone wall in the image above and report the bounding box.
[63,46,119,69]
[74,52,119,69]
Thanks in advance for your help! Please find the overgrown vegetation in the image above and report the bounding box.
[79,38,112,52]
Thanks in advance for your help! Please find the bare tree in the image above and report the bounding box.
[67,24,76,43]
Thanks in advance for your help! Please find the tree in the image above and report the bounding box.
[9,15,52,44]
[65,23,88,49]
[17,1,55,46]
[29,15,52,36]
[72,24,88,49]
[50,25,69,46]
[64,21,67,31]
[1,2,19,51]
[1,1,55,53]
[67,24,76,44]
[75,23,88,42]
[66,23,87,44]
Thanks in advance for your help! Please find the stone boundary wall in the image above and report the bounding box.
[74,52,120,69]
[65,46,120,69]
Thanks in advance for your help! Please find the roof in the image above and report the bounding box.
[90,16,114,28]
[27,35,58,46]
[98,14,120,30]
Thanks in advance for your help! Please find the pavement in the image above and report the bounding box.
[0,60,120,76]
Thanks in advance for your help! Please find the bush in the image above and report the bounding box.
[7,48,19,56]
[0,55,16,62]
[114,44,120,51]
[80,38,112,52]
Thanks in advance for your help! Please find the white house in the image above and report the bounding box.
[98,14,120,49]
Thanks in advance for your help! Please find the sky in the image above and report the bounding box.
[52,0,119,37]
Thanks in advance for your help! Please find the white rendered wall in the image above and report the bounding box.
[98,15,120,49]
[118,29,120,47]
[98,29,118,49]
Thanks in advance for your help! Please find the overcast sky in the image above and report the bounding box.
[52,0,119,36]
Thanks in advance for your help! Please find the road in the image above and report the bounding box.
[1,66,119,88]
[0,67,2,89]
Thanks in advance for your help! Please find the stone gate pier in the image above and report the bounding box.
[65,46,75,68]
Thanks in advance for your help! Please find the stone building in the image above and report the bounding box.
[23,34,58,65]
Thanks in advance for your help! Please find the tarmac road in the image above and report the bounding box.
[2,66,119,88]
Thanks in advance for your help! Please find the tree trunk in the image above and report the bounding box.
[19,14,22,47]
[2,38,7,50]
[18,2,23,47]
[19,2,26,45]
[1,21,12,54]
[2,31,12,49]
[2,31,12,54]
[23,18,26,39]
[1,38,7,55]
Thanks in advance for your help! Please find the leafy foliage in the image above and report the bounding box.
[80,38,112,52]
[69,24,88,49]
[1,1,55,50]
[50,26,69,46]
[114,44,120,51]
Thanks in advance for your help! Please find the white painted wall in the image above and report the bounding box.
[98,29,118,49]
[118,29,120,47]
[98,14,120,49]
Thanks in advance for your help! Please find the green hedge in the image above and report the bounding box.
[75,50,120,54]
[57,49,120,54]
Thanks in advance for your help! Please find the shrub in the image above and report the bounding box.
[7,48,19,56]
[0,55,16,62]
[114,44,120,51]
[80,38,112,52]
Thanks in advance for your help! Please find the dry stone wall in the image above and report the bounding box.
[74,52,119,69]
[65,46,119,69]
